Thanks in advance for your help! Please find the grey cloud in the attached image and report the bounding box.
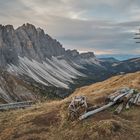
[0,0,140,55]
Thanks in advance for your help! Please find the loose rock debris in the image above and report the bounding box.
[68,87,140,120]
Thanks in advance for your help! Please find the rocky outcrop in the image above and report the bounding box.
[16,23,65,61]
[0,23,98,68]
[0,25,19,67]
[0,23,66,67]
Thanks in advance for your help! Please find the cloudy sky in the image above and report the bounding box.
[0,0,140,59]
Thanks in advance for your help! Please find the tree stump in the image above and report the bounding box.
[68,96,88,120]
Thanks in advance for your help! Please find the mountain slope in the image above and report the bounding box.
[0,70,39,103]
[99,57,119,63]
[112,57,140,73]
[0,23,140,103]
[0,23,101,102]
[0,71,140,140]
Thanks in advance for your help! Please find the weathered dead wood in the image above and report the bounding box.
[79,89,132,120]
[115,89,134,103]
[126,94,136,106]
[124,92,134,101]
[118,90,134,107]
[112,91,131,102]
[106,92,122,103]
[114,89,134,111]
[133,93,140,104]
[79,102,115,120]
[0,101,33,111]
[107,90,125,101]
[125,93,140,108]
[87,105,100,112]
[126,101,130,109]
[125,96,134,109]
[107,88,132,102]
[133,93,140,105]
[114,103,124,114]
[136,93,140,105]
[67,88,140,121]
[68,96,88,120]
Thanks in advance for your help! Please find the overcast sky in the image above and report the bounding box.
[0,0,140,58]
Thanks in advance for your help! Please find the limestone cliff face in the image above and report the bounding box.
[0,23,67,67]
[0,23,97,102]
[16,23,66,60]
[0,25,19,67]
[0,23,139,103]
[0,23,97,68]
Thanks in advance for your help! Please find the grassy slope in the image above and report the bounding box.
[0,71,140,140]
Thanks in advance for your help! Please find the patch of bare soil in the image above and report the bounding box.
[91,110,113,122]
[94,96,107,104]
[32,110,61,127]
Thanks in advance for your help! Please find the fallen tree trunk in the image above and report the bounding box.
[126,98,132,109]
[124,93,133,101]
[79,102,115,120]
[136,93,140,105]
[0,101,33,111]
[112,91,131,102]
[87,105,100,112]
[133,93,140,105]
[107,91,122,101]
[79,90,131,120]
[133,93,140,104]
[107,88,131,102]
[114,103,124,114]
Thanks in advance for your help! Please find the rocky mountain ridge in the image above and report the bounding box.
[0,23,96,67]
[0,23,99,102]
[0,23,140,103]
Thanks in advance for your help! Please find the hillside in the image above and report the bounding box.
[0,71,140,140]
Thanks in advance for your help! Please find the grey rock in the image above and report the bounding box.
[0,23,67,67]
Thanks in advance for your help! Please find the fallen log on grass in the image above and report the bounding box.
[79,101,115,120]
[114,103,124,114]
[0,101,33,111]
[133,93,140,104]
[79,88,135,120]
[136,93,140,105]
[112,89,133,102]
[68,88,140,121]
[106,87,131,102]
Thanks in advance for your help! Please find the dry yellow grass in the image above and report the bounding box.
[0,71,140,140]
